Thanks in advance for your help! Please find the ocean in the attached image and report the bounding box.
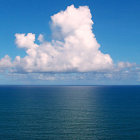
[0,85,140,139]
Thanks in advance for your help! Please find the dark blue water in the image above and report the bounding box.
[0,86,140,139]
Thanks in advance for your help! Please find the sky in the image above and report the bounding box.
[0,0,140,85]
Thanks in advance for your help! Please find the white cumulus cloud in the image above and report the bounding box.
[0,5,139,84]
[0,55,12,72]
[118,62,136,69]
[12,5,113,73]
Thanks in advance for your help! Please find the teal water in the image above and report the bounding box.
[0,86,140,139]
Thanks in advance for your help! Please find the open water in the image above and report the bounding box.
[0,85,140,139]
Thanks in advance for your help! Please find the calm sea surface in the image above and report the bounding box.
[0,86,140,139]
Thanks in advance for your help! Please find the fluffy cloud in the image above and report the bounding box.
[0,5,139,83]
[11,5,113,73]
[0,55,12,72]
[118,62,136,69]
[15,33,38,49]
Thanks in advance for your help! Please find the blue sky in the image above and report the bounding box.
[0,0,140,85]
